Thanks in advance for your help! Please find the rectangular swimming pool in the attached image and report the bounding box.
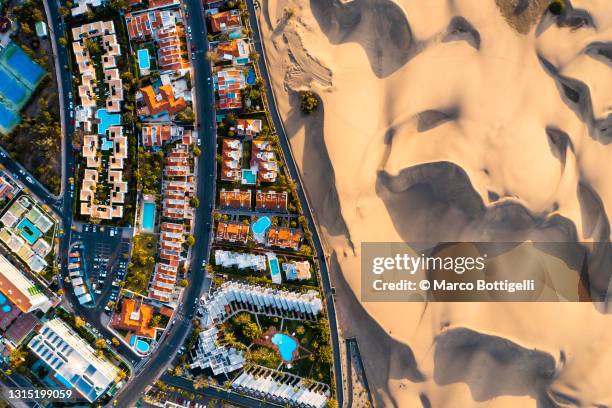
[137,49,150,70]
[141,202,156,233]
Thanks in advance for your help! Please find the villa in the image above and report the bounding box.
[235,118,262,139]
[111,298,156,339]
[214,249,266,271]
[216,221,249,244]
[209,10,241,34]
[28,319,119,402]
[221,139,243,182]
[251,140,278,183]
[141,123,186,148]
[214,68,246,110]
[255,190,287,212]
[125,7,189,73]
[139,85,187,117]
[190,326,245,376]
[266,227,302,251]
[219,189,251,209]
[283,260,312,281]
[214,39,250,66]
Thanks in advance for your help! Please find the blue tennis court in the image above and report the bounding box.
[0,103,20,131]
[0,66,26,106]
[5,46,45,86]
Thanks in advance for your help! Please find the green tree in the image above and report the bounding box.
[95,338,106,349]
[185,235,196,246]
[299,91,319,114]
[189,197,200,208]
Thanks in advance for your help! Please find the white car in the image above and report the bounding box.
[26,176,33,183]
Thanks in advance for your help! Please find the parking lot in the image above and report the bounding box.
[71,224,132,308]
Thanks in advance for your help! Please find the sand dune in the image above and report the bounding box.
[254,0,612,406]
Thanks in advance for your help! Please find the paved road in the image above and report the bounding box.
[245,1,345,405]
[161,374,283,408]
[109,0,216,405]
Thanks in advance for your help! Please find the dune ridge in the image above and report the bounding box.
[254,0,612,406]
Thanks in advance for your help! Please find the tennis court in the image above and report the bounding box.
[0,103,20,133]
[3,45,46,87]
[0,66,26,106]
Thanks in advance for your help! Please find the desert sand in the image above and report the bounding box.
[253,0,612,406]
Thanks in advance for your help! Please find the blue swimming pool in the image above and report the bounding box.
[252,216,271,235]
[130,335,151,354]
[142,202,156,232]
[272,333,297,362]
[0,293,6,304]
[268,255,281,284]
[17,218,42,245]
[241,169,256,185]
[96,108,121,135]
[246,68,256,86]
[1,305,10,313]
[100,137,114,151]
[137,49,150,70]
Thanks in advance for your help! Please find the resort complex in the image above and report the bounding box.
[72,20,128,221]
[0,0,339,406]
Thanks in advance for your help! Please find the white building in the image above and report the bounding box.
[71,0,102,16]
[28,319,119,402]
[232,370,328,408]
[202,281,322,327]
[214,250,266,271]
[0,253,52,313]
[190,326,245,376]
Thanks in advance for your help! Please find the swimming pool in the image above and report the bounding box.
[137,49,150,71]
[130,335,151,354]
[267,253,281,284]
[96,108,121,135]
[141,202,156,233]
[272,333,297,362]
[241,169,256,185]
[100,137,114,151]
[17,218,42,245]
[246,68,256,86]
[252,216,271,235]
